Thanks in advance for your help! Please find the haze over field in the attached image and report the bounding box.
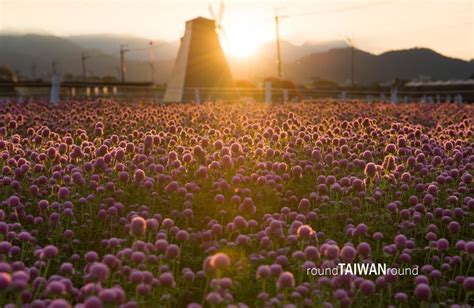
[1,33,473,84]
[1,0,473,60]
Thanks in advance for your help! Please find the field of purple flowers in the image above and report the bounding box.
[0,100,473,308]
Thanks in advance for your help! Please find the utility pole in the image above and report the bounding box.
[350,40,355,88]
[51,60,57,75]
[81,53,90,82]
[120,44,129,83]
[339,34,356,88]
[275,15,283,80]
[114,67,121,80]
[149,41,155,84]
[31,63,37,80]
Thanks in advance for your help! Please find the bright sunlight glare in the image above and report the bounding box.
[220,18,272,58]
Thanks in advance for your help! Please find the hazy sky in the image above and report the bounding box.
[1,0,473,59]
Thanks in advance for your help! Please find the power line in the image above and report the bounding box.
[281,0,395,18]
[364,20,472,38]
[272,1,394,79]
[110,42,169,55]
[118,42,165,83]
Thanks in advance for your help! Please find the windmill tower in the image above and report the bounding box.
[163,1,235,103]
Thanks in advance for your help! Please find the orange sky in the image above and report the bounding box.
[1,0,472,60]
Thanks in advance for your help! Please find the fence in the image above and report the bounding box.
[1,81,473,103]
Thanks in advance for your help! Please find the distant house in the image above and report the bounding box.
[0,65,17,82]
[404,79,474,88]
[403,80,474,102]
[0,65,17,97]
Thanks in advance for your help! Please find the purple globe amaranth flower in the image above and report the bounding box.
[134,169,145,182]
[304,246,320,260]
[209,252,231,271]
[214,194,225,204]
[296,225,315,239]
[359,280,376,296]
[448,221,460,233]
[206,291,223,305]
[98,288,118,304]
[353,223,368,236]
[89,262,110,282]
[58,187,70,199]
[277,271,295,289]
[394,234,407,249]
[165,244,180,259]
[364,163,377,178]
[437,238,449,251]
[130,216,147,237]
[462,173,472,184]
[85,251,99,263]
[137,283,151,296]
[60,262,74,274]
[401,172,411,183]
[292,165,303,178]
[463,277,474,291]
[340,245,356,263]
[256,265,271,280]
[270,263,283,277]
[394,292,408,302]
[155,239,169,253]
[84,296,103,308]
[46,280,66,295]
[298,198,311,213]
[423,194,434,206]
[159,272,175,288]
[0,272,11,290]
[373,232,384,241]
[175,230,189,242]
[48,299,71,308]
[414,283,431,301]
[8,195,20,207]
[0,241,12,254]
[357,242,371,258]
[464,241,474,255]
[42,245,59,258]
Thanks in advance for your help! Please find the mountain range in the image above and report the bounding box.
[1,33,473,85]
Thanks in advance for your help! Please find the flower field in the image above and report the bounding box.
[0,100,473,307]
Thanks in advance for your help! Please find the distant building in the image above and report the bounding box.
[404,79,474,87]
[0,65,17,97]
[163,17,235,103]
[404,79,474,102]
[0,65,17,82]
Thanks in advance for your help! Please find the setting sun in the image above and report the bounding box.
[223,34,258,58]
[221,19,271,58]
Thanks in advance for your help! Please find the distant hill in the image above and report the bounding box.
[1,33,473,85]
[0,34,174,83]
[284,47,474,84]
[256,40,347,62]
[67,34,180,61]
[0,34,83,77]
[67,34,345,63]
